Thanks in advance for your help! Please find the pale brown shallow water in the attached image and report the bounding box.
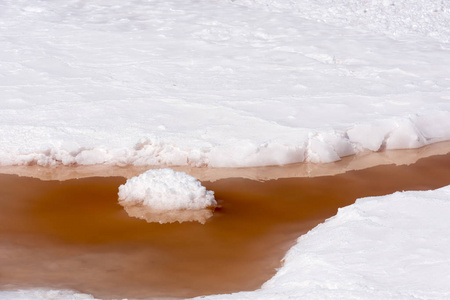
[1,153,450,299]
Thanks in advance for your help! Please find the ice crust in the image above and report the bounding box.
[199,185,450,300]
[118,169,216,211]
[1,0,449,167]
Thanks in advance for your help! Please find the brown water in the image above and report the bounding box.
[1,153,450,299]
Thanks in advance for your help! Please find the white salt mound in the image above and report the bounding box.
[118,169,216,211]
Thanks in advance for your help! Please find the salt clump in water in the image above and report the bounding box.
[118,168,216,224]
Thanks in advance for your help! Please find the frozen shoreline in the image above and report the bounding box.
[198,185,450,300]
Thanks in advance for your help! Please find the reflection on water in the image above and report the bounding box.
[119,201,215,224]
[0,153,449,299]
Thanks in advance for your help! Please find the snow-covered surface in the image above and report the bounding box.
[118,168,216,211]
[1,0,450,167]
[0,289,96,300]
[198,185,450,300]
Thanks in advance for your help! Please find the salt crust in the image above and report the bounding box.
[0,0,449,167]
[118,168,216,211]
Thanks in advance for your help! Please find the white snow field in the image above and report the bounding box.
[1,0,449,167]
[1,0,450,299]
[198,186,450,300]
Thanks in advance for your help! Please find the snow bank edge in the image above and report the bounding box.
[1,112,449,168]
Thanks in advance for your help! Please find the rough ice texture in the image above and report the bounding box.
[118,169,216,211]
[0,0,449,167]
[198,185,450,300]
[236,0,450,42]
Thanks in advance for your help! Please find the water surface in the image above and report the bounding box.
[0,153,449,299]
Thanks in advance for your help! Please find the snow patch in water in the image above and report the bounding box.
[118,169,216,215]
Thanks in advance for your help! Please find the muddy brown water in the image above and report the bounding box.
[1,153,450,299]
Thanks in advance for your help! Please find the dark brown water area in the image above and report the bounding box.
[1,153,450,299]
